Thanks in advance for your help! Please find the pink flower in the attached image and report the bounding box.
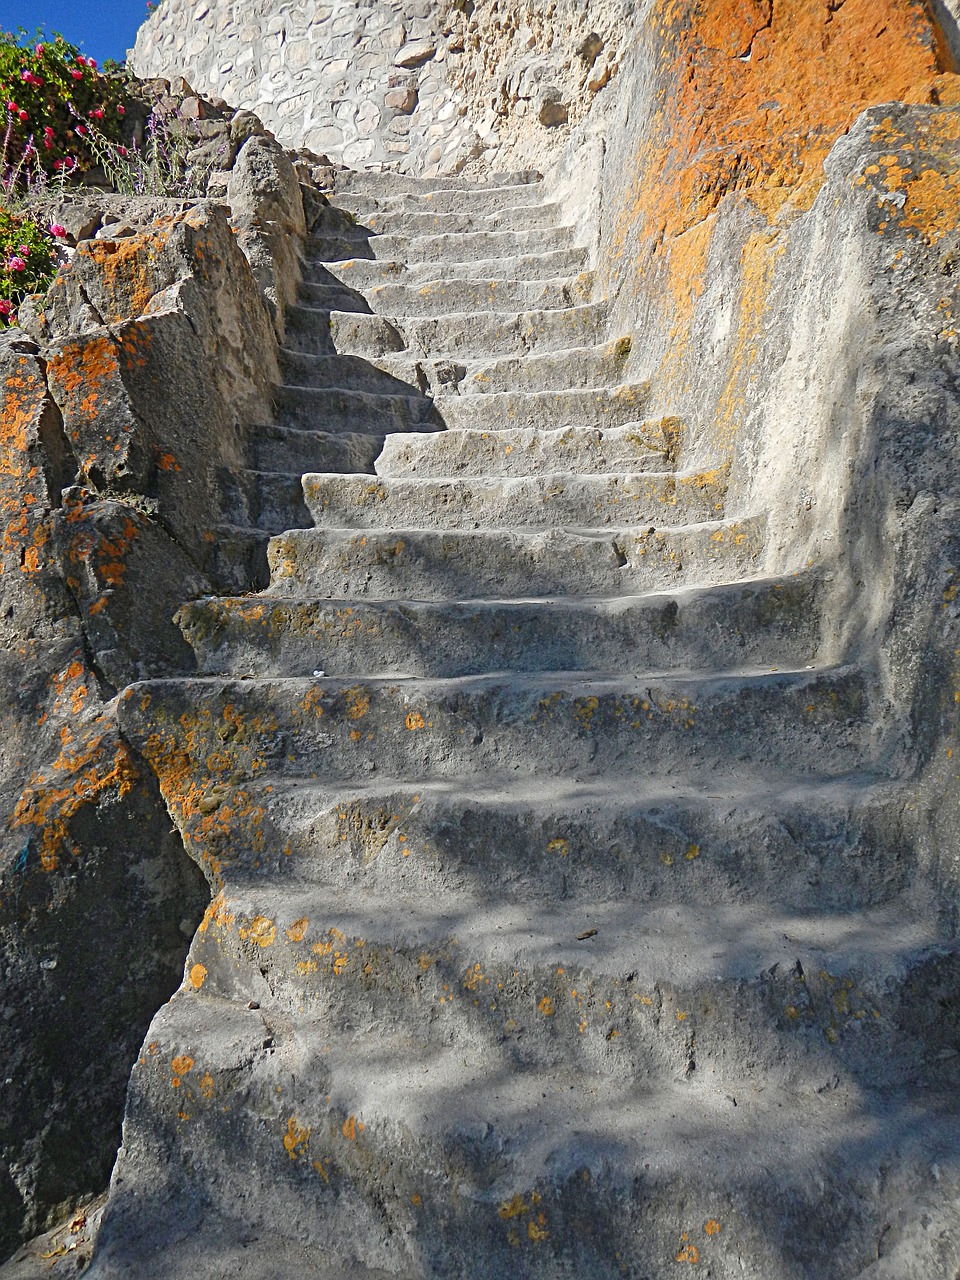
[88,59,97,69]
[89,108,103,119]
[18,110,26,122]
[43,126,53,138]
[74,125,86,136]
[18,245,29,255]
[116,145,128,156]
[76,55,86,66]
[43,138,52,149]
[34,44,43,56]
[70,69,83,80]
[49,223,67,237]
[0,300,13,316]
[6,101,16,112]
[7,257,26,272]
[117,104,125,115]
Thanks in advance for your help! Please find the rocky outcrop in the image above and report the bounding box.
[0,103,311,1256]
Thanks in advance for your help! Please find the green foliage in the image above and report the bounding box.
[0,30,130,179]
[0,207,56,323]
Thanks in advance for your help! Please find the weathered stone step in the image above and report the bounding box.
[283,301,612,361]
[179,771,907,912]
[308,226,578,267]
[120,664,873,789]
[338,202,565,237]
[328,168,542,195]
[217,469,310,534]
[273,385,442,434]
[267,516,767,599]
[181,885,951,1089]
[333,183,550,217]
[91,978,960,1280]
[302,246,590,288]
[375,421,680,477]
[432,383,652,431]
[178,573,821,680]
[279,338,634,397]
[249,425,381,476]
[300,470,726,532]
[296,271,596,317]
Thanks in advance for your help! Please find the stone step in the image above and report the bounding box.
[217,469,310,534]
[266,515,767,599]
[179,885,951,1085]
[273,385,442,434]
[249,426,382,476]
[301,246,590,288]
[283,302,612,360]
[375,421,681,477]
[208,524,272,592]
[300,469,727,532]
[160,770,908,912]
[178,572,823,680]
[275,382,652,434]
[279,337,635,397]
[120,664,874,789]
[332,202,565,238]
[308,225,578,267]
[91,975,960,1280]
[432,383,652,431]
[328,168,543,195]
[333,183,551,217]
[296,271,596,317]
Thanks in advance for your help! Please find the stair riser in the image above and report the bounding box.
[304,247,591,289]
[121,668,873,793]
[267,520,767,599]
[283,303,611,361]
[333,184,549,216]
[308,227,578,267]
[273,386,442,435]
[280,342,633,396]
[433,385,652,432]
[298,274,596,317]
[375,422,679,478]
[179,577,820,681]
[318,204,564,238]
[218,472,312,534]
[329,170,543,195]
[250,430,382,476]
[301,472,726,531]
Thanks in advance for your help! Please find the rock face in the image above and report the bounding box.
[0,165,304,1252]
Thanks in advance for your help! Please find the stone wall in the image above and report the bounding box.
[129,0,632,176]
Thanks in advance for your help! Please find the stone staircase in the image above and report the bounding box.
[89,173,960,1279]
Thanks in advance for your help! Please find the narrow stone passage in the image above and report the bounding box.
[87,171,960,1279]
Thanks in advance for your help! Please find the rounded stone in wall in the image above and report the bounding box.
[342,138,377,165]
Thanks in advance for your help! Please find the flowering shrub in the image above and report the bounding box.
[0,207,61,324]
[0,32,129,179]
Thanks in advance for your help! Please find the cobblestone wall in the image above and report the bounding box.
[129,0,631,175]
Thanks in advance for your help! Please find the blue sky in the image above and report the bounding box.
[0,0,147,64]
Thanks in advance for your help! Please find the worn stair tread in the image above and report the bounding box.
[184,882,951,987]
[306,251,592,287]
[296,273,597,317]
[178,571,822,679]
[307,227,581,267]
[327,169,543,194]
[119,662,873,787]
[333,183,550,215]
[266,516,769,598]
[374,421,680,476]
[300,469,726,530]
[341,203,565,236]
[279,337,635,397]
[283,302,612,361]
